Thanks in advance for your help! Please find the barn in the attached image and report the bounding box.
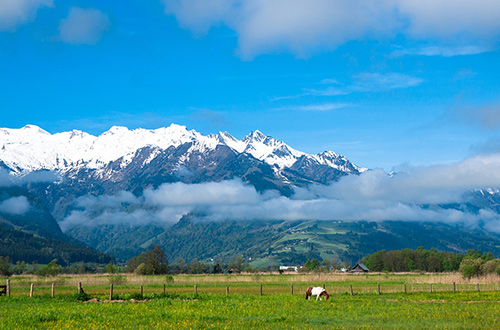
[351,262,369,273]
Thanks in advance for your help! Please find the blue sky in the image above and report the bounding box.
[2,0,500,171]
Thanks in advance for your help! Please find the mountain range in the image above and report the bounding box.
[1,124,364,219]
[0,124,363,179]
[1,124,500,265]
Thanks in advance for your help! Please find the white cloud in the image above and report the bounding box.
[163,0,239,35]
[60,154,500,233]
[396,0,500,40]
[0,196,30,215]
[163,0,500,58]
[0,0,53,31]
[58,7,110,45]
[164,0,395,59]
[0,168,59,186]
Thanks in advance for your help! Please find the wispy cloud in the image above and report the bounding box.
[470,136,500,155]
[0,0,53,31]
[274,72,423,101]
[450,101,500,131]
[391,45,494,57]
[275,103,349,112]
[346,72,423,93]
[58,7,110,45]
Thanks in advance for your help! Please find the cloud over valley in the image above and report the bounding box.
[60,153,500,233]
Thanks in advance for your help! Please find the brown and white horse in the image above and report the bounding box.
[305,286,329,300]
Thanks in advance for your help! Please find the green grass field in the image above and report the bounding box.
[1,273,500,329]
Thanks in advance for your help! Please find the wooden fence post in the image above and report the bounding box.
[51,283,55,298]
[195,285,197,294]
[350,284,353,296]
[323,284,326,289]
[140,285,143,297]
[6,279,10,297]
[78,282,82,294]
[226,286,229,295]
[163,284,166,294]
[477,283,480,292]
[260,284,263,296]
[30,283,34,298]
[404,284,406,294]
[291,284,293,295]
[109,284,113,301]
[377,283,380,295]
[453,282,456,293]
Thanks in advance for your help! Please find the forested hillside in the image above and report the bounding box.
[0,225,112,265]
[67,218,500,266]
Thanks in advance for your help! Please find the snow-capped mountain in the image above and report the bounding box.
[0,124,366,223]
[0,124,365,177]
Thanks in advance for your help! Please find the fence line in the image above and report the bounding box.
[2,281,498,298]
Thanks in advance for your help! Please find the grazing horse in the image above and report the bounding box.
[305,286,329,300]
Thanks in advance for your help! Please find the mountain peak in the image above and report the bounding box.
[104,126,129,135]
[243,130,268,143]
[21,125,50,135]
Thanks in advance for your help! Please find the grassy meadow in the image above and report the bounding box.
[1,273,500,329]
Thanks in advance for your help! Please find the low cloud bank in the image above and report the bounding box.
[0,168,61,186]
[0,196,30,215]
[60,154,500,233]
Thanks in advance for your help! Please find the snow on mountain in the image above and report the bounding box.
[0,124,364,176]
[314,151,367,173]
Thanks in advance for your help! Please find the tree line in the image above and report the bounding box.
[2,246,500,278]
[126,245,263,275]
[362,248,500,278]
[362,247,465,272]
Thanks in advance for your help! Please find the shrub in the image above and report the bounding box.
[134,263,147,275]
[0,256,12,276]
[459,258,483,280]
[481,259,500,274]
[36,259,61,277]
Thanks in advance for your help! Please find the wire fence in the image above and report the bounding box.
[2,279,499,299]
